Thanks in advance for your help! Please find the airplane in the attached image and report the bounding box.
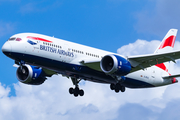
[2,29,180,97]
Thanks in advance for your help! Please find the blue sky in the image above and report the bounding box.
[1,0,180,120]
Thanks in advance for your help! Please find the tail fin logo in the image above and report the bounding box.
[155,63,168,72]
[159,35,176,49]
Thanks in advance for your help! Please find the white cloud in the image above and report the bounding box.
[1,39,180,119]
[117,39,160,56]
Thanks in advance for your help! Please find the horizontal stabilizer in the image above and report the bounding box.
[162,74,180,79]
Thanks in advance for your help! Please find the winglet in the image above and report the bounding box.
[154,29,178,53]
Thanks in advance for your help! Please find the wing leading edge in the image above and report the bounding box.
[128,50,180,72]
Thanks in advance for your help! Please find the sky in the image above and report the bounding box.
[1,0,180,120]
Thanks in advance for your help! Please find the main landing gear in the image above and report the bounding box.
[110,83,125,93]
[69,78,84,97]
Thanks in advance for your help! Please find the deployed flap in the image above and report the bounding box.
[80,60,102,71]
[128,50,180,72]
[162,74,180,79]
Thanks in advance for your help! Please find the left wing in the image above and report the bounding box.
[128,50,180,72]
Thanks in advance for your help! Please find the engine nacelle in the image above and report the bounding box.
[16,64,46,85]
[100,54,131,76]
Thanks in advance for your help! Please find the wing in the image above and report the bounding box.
[80,50,180,73]
[42,67,57,77]
[80,59,102,71]
[128,50,180,72]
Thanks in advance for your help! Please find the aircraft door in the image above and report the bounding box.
[151,67,156,84]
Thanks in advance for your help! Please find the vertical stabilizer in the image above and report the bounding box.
[155,29,178,72]
[154,29,178,53]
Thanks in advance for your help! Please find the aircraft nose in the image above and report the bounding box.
[2,41,12,55]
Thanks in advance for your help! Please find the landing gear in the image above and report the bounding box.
[69,77,84,97]
[110,83,126,93]
[69,87,84,97]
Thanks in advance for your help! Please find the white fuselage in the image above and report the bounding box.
[2,33,175,88]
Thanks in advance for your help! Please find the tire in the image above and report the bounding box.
[74,92,78,97]
[120,86,125,92]
[69,87,74,94]
[110,83,115,90]
[115,88,120,93]
[116,83,121,90]
[74,87,79,97]
[79,89,84,96]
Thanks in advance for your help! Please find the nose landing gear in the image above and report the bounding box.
[69,77,84,97]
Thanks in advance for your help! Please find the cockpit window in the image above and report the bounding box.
[16,38,22,41]
[8,37,16,41]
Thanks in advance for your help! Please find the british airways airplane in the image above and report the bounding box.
[2,29,180,97]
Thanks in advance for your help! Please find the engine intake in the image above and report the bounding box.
[16,64,46,85]
[100,54,131,76]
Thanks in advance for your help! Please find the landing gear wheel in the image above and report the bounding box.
[110,83,115,90]
[110,83,126,93]
[115,88,120,93]
[115,83,121,90]
[79,89,84,96]
[120,86,125,92]
[69,87,74,94]
[74,92,78,97]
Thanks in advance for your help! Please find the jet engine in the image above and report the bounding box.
[16,64,46,85]
[100,54,131,76]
